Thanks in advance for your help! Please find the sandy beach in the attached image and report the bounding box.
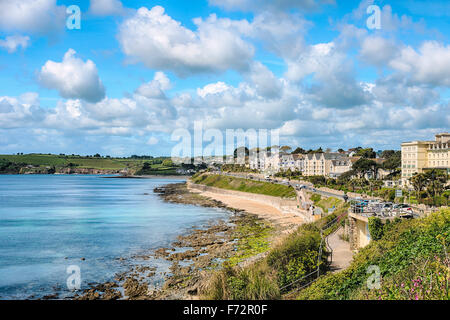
[189,188,304,233]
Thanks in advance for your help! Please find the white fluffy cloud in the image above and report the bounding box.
[360,36,398,67]
[0,35,30,53]
[0,93,44,129]
[389,41,450,87]
[286,42,370,108]
[38,49,106,103]
[135,72,171,99]
[0,0,66,34]
[118,6,254,75]
[89,0,126,16]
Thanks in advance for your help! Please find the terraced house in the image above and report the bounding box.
[401,133,450,185]
[303,153,351,177]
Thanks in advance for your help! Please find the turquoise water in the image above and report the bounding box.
[0,175,228,299]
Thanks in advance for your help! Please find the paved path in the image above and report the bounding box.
[327,227,353,272]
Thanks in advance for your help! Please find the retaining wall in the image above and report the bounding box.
[187,181,313,222]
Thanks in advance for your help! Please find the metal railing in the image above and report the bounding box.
[280,211,347,293]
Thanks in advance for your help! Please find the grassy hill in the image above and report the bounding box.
[191,173,297,198]
[0,154,181,174]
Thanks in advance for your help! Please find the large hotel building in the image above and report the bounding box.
[401,133,450,184]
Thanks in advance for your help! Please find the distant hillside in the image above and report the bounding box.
[0,154,181,175]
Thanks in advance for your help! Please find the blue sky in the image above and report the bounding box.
[0,0,449,157]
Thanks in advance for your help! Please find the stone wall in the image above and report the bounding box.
[188,181,313,222]
[348,216,358,251]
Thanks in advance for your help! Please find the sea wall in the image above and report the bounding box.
[187,181,313,222]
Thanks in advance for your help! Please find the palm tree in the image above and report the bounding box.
[410,173,426,200]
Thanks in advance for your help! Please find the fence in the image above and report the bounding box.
[280,211,347,293]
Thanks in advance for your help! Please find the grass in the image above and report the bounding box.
[200,209,349,300]
[227,215,274,267]
[191,174,297,198]
[0,154,181,174]
[297,208,450,300]
[309,194,343,213]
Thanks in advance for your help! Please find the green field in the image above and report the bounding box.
[0,154,128,169]
[0,154,180,174]
[191,174,297,198]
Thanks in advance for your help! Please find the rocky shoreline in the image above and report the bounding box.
[62,182,274,300]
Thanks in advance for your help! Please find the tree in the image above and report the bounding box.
[292,147,306,154]
[280,146,292,153]
[356,148,376,159]
[410,173,427,199]
[352,158,378,178]
[382,150,401,171]
[337,148,345,153]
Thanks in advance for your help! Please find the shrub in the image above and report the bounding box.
[368,217,384,241]
[298,208,450,300]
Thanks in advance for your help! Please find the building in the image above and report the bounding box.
[293,154,305,172]
[249,152,266,171]
[303,153,351,177]
[329,157,353,178]
[401,133,450,184]
[280,154,295,171]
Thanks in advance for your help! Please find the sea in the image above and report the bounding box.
[0,174,228,299]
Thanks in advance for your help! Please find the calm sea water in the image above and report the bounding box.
[0,175,228,299]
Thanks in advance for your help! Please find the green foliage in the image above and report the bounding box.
[381,150,401,171]
[298,208,450,300]
[267,226,328,289]
[310,194,321,203]
[352,158,378,177]
[227,216,273,266]
[192,174,296,198]
[204,263,280,300]
[355,148,376,159]
[368,217,384,241]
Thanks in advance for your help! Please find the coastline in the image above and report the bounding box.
[70,181,304,300]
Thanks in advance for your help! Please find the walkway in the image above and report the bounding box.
[327,227,353,272]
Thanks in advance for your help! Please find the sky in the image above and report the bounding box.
[0,0,449,157]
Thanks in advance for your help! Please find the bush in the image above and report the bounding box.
[203,263,280,300]
[368,217,384,241]
[267,226,328,289]
[298,208,450,300]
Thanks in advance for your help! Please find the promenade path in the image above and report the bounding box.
[327,227,353,272]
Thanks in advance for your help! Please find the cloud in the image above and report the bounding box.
[197,82,231,98]
[146,137,159,145]
[0,35,30,53]
[117,6,254,76]
[0,0,66,34]
[245,62,282,99]
[360,36,397,67]
[89,0,126,16]
[38,49,106,103]
[286,42,370,108]
[389,41,450,87]
[135,72,171,99]
[0,93,45,129]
